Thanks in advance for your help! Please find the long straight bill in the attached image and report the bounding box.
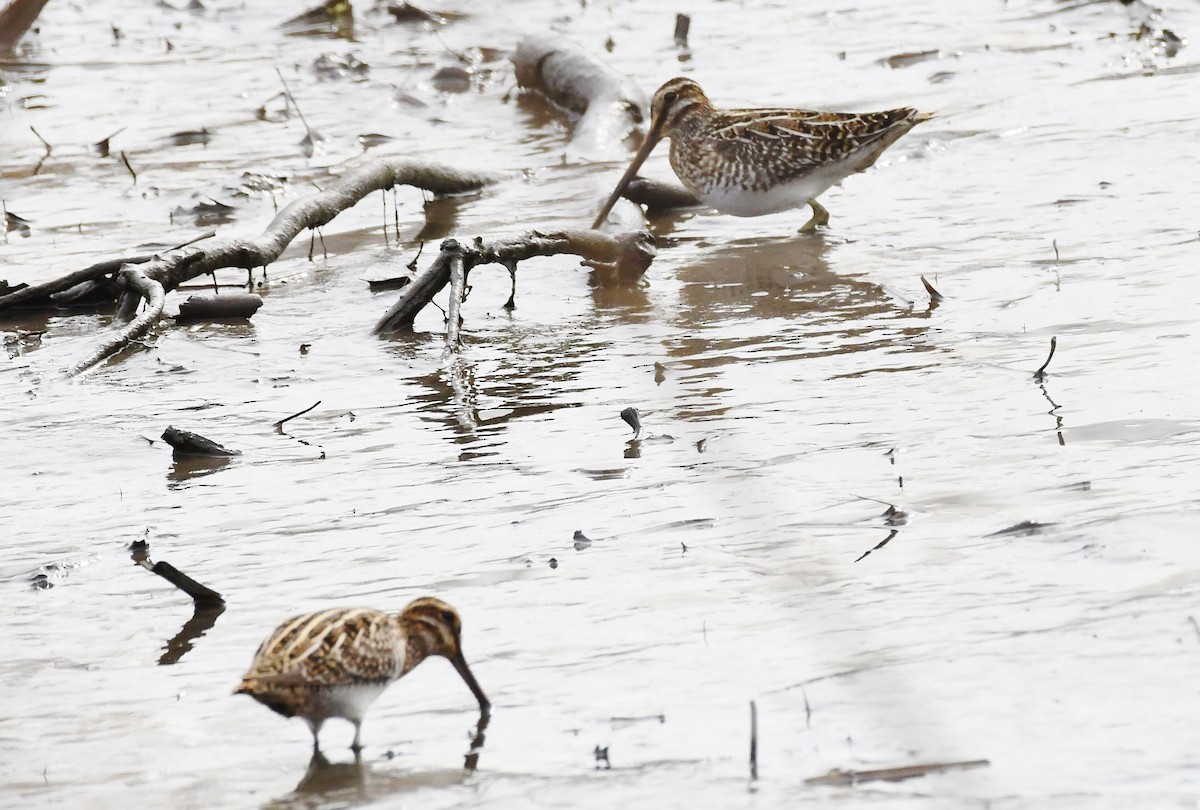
[590,124,666,229]
[451,650,491,716]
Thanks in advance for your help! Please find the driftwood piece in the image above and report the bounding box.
[805,759,990,787]
[511,34,647,159]
[131,540,225,606]
[176,293,264,322]
[0,0,51,51]
[66,268,165,375]
[0,232,213,313]
[0,255,152,312]
[161,425,240,457]
[58,159,513,375]
[623,177,702,214]
[374,229,656,336]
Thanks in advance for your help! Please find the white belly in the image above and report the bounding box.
[698,162,848,217]
[310,681,391,722]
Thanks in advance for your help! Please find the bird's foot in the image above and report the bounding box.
[799,199,830,234]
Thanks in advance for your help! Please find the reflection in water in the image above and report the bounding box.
[463,709,490,771]
[267,750,367,810]
[158,602,226,666]
[263,717,487,810]
[665,232,932,370]
[411,362,580,446]
[854,529,899,563]
[168,453,236,484]
[414,197,464,243]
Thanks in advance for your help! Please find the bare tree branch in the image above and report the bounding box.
[58,158,515,375]
[511,34,646,160]
[69,267,164,376]
[0,0,52,52]
[374,229,655,337]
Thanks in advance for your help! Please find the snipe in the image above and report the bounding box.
[235,597,489,752]
[592,77,932,232]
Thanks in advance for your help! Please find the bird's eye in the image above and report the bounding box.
[664,91,678,104]
[440,609,456,625]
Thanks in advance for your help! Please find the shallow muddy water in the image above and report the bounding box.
[3,0,1200,807]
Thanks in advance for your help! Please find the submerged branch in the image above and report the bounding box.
[67,268,164,376]
[443,241,467,355]
[374,229,655,336]
[0,0,52,52]
[60,159,514,375]
[511,34,646,160]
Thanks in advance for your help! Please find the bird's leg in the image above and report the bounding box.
[350,721,363,753]
[799,199,830,234]
[308,719,324,753]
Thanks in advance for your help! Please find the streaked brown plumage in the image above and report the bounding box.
[592,77,933,231]
[235,597,489,752]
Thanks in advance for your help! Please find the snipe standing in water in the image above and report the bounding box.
[235,597,489,752]
[592,77,933,232]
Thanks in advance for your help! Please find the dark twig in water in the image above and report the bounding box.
[130,540,225,606]
[274,67,324,147]
[380,189,389,246]
[120,150,137,185]
[749,700,759,781]
[29,125,52,153]
[94,126,126,156]
[920,275,944,302]
[802,687,812,729]
[855,529,899,563]
[1033,336,1058,381]
[674,14,691,48]
[1052,239,1060,263]
[406,240,425,271]
[502,259,518,310]
[1188,616,1200,643]
[273,400,321,429]
[620,406,642,437]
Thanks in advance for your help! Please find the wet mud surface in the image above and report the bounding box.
[3,1,1200,807]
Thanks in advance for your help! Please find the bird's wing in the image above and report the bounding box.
[244,608,403,685]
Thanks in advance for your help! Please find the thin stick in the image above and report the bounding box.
[1188,615,1200,643]
[1033,336,1057,380]
[120,151,137,185]
[1052,239,1060,262]
[30,125,52,153]
[920,275,944,302]
[444,241,467,355]
[274,67,318,141]
[392,187,400,240]
[802,687,811,729]
[381,189,389,246]
[273,400,321,429]
[749,700,758,781]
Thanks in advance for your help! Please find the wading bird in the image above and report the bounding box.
[235,597,489,752]
[592,76,932,232]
